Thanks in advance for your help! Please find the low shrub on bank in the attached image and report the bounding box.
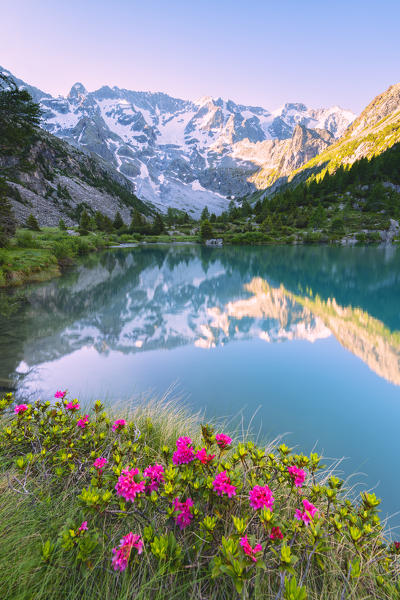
[223,232,276,245]
[0,392,399,600]
[14,229,40,248]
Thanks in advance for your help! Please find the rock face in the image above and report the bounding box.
[1,129,153,227]
[256,82,400,192]
[1,67,356,216]
[241,125,334,189]
[347,83,400,138]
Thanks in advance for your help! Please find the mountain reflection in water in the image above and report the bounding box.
[1,244,399,388]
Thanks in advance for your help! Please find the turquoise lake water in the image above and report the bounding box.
[1,244,399,529]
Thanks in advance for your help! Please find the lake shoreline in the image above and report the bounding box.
[0,229,111,289]
[2,227,398,289]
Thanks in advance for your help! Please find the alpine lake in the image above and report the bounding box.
[1,244,399,529]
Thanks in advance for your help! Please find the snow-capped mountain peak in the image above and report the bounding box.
[2,67,357,215]
[68,82,87,100]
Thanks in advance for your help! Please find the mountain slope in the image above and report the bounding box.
[1,127,154,227]
[241,124,334,189]
[252,83,400,193]
[1,67,356,216]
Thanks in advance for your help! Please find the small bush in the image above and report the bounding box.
[15,229,38,248]
[74,237,92,256]
[52,240,75,261]
[119,234,134,243]
[356,232,367,244]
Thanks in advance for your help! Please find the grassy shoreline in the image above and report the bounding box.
[2,225,398,290]
[0,228,112,288]
[0,392,399,599]
[0,248,61,286]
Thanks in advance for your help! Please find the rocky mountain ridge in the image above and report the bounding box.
[251,82,400,193]
[1,67,356,216]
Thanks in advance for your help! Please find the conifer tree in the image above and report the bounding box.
[102,216,114,233]
[0,179,16,247]
[94,211,105,231]
[0,73,41,152]
[152,213,165,235]
[200,219,213,241]
[201,206,210,221]
[166,207,175,226]
[113,211,124,230]
[79,210,90,235]
[130,209,144,233]
[26,213,40,231]
[241,199,252,217]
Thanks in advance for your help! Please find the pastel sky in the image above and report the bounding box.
[2,0,399,112]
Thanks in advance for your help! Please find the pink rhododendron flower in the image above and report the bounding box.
[215,433,232,449]
[212,470,237,498]
[295,499,318,525]
[394,541,400,551]
[249,485,275,510]
[172,497,194,529]
[177,436,192,446]
[93,457,107,472]
[196,448,216,464]
[54,390,66,399]
[77,415,89,428]
[288,465,306,488]
[240,536,262,562]
[112,419,126,432]
[115,468,145,502]
[66,401,80,411]
[78,521,88,532]
[143,464,165,493]
[270,526,284,540]
[111,532,143,572]
[14,404,29,414]
[172,436,195,465]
